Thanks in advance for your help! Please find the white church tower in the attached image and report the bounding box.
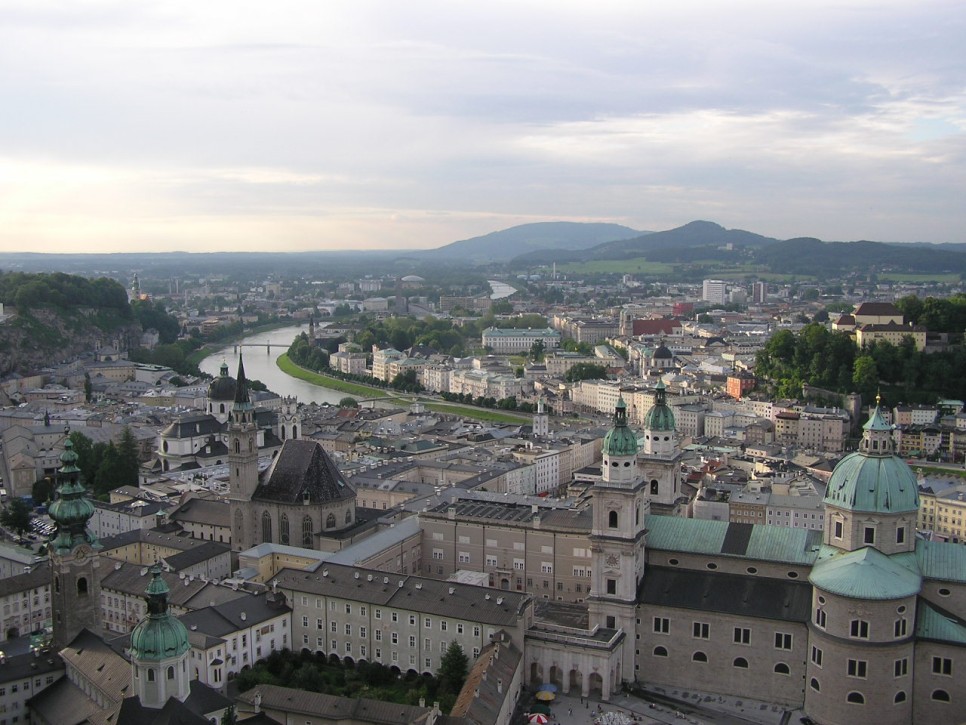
[640,380,683,511]
[533,398,550,438]
[588,397,648,682]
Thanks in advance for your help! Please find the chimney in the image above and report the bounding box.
[240,612,247,621]
[497,678,503,694]
[419,698,425,708]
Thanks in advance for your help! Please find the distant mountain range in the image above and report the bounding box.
[420,222,645,264]
[423,220,966,275]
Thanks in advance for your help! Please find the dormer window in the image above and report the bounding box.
[896,527,906,544]
[863,527,875,545]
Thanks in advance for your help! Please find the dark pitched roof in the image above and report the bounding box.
[160,414,224,439]
[640,566,812,623]
[254,439,355,505]
[854,301,901,316]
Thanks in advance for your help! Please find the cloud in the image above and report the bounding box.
[0,0,964,251]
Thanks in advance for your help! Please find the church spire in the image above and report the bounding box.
[49,430,99,555]
[234,353,251,406]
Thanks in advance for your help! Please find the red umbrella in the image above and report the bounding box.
[528,715,549,724]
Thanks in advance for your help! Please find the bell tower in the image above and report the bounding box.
[588,397,648,681]
[640,380,683,510]
[130,565,191,707]
[228,355,259,552]
[49,431,102,650]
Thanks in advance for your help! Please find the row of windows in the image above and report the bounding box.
[653,619,794,650]
[301,614,480,638]
[832,520,906,545]
[650,647,791,673]
[808,678,951,704]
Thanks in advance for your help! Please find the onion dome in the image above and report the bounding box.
[130,565,190,662]
[49,433,99,555]
[643,380,676,432]
[207,360,237,401]
[824,395,919,515]
[602,397,639,457]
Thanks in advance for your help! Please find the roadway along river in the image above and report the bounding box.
[198,325,346,405]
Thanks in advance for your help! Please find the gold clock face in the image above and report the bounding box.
[74,545,91,562]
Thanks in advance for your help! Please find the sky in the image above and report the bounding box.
[0,0,964,253]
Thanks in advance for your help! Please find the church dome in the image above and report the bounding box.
[207,361,237,401]
[602,397,639,457]
[653,344,673,360]
[643,381,676,432]
[130,566,190,662]
[824,399,919,515]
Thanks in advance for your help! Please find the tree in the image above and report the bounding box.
[853,355,879,395]
[220,705,237,725]
[84,373,92,403]
[0,498,32,537]
[565,363,609,383]
[529,339,546,362]
[339,397,359,408]
[437,642,469,695]
[32,477,55,505]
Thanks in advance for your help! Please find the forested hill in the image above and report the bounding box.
[0,272,141,376]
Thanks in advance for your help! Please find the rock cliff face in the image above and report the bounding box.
[0,308,142,376]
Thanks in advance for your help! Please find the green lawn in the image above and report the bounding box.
[558,258,675,275]
[277,355,531,424]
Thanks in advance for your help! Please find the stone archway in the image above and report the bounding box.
[568,668,582,695]
[530,662,544,685]
[589,672,604,698]
[500,577,510,590]
[549,665,563,688]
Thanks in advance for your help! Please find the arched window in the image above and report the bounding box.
[162,440,168,453]
[147,669,156,682]
[345,509,352,525]
[281,427,286,441]
[292,425,298,439]
[650,480,659,495]
[279,513,290,545]
[261,511,272,543]
[608,511,618,529]
[810,678,820,692]
[220,404,225,414]
[234,510,244,541]
[233,439,240,454]
[302,516,313,547]
[733,658,748,668]
[635,505,640,526]
[692,651,707,663]
[847,692,865,704]
[653,646,667,657]
[932,690,950,702]
[166,666,175,680]
[77,577,88,596]
[249,437,254,452]
[774,662,790,675]
[326,513,336,529]
[894,691,906,703]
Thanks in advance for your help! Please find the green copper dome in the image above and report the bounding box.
[49,434,99,555]
[602,397,639,457]
[643,380,676,432]
[130,565,190,662]
[824,398,919,515]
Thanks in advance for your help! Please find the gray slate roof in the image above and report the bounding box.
[254,439,355,505]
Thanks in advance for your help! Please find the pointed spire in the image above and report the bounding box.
[234,353,250,405]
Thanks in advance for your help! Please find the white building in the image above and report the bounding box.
[702,279,728,305]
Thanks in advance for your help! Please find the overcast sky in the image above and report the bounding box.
[0,1,963,253]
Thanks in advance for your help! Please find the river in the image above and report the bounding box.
[198,325,346,405]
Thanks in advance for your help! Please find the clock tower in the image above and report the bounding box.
[588,397,648,681]
[49,431,103,650]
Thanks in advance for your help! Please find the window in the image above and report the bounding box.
[608,511,618,528]
[326,513,336,529]
[894,691,906,703]
[375,609,382,620]
[653,646,668,657]
[850,619,870,639]
[279,513,290,545]
[440,621,447,632]
[932,690,950,702]
[166,666,174,680]
[733,657,748,668]
[147,669,156,682]
[458,552,470,564]
[692,622,709,639]
[653,617,669,634]
[425,618,432,628]
[774,663,790,675]
[894,658,908,677]
[391,633,398,644]
[834,520,843,539]
[810,678,820,692]
[261,511,272,543]
[330,621,337,633]
[345,624,351,636]
[692,651,707,662]
[896,527,905,544]
[811,646,823,667]
[391,612,398,623]
[606,579,616,595]
[815,608,827,629]
[733,627,750,645]
[375,630,382,641]
[302,516,313,547]
[863,526,875,544]
[933,657,952,676]
[847,692,865,704]
[774,632,792,650]
[847,660,867,678]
